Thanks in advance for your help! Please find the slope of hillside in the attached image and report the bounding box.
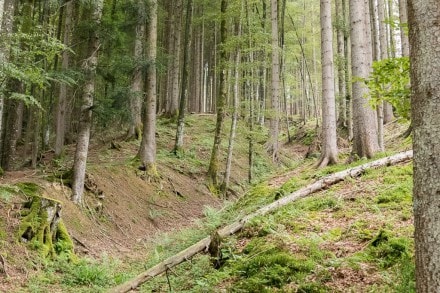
[0,114,306,292]
[137,160,413,292]
[0,117,411,292]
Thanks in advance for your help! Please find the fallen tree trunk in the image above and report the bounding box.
[109,150,413,293]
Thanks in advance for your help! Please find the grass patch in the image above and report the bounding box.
[27,255,129,292]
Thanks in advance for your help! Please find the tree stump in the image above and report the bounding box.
[18,195,74,258]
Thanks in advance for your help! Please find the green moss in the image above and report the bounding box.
[233,249,314,291]
[16,182,40,196]
[18,195,74,259]
[278,176,307,195]
[242,237,278,255]
[0,184,19,202]
[54,221,75,258]
[0,218,6,246]
[394,254,415,292]
[46,169,73,186]
[367,230,411,268]
[295,196,341,212]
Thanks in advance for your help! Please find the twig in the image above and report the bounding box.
[165,268,172,292]
[110,212,130,238]
[98,230,124,248]
[72,235,89,250]
[147,200,168,209]
[167,178,184,198]
[0,254,9,277]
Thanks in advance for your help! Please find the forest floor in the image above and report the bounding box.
[0,114,306,292]
[0,116,412,292]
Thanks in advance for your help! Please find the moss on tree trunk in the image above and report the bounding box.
[18,195,74,259]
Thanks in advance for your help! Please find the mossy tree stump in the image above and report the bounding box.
[18,195,74,259]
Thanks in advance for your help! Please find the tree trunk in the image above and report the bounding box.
[373,0,383,150]
[408,1,440,291]
[207,0,228,186]
[222,6,242,195]
[2,98,24,171]
[398,0,409,57]
[0,0,4,31]
[378,0,395,125]
[386,0,395,58]
[318,0,338,168]
[245,1,254,183]
[71,0,104,204]
[342,0,353,140]
[127,0,146,140]
[267,0,280,162]
[335,0,347,129]
[349,0,380,158]
[173,0,193,153]
[168,0,183,118]
[55,0,73,157]
[0,0,15,165]
[139,0,158,178]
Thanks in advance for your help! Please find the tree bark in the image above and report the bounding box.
[267,0,280,162]
[373,0,383,150]
[166,0,182,117]
[127,0,146,140]
[55,0,73,157]
[2,98,24,170]
[173,0,193,153]
[318,0,338,168]
[207,0,228,186]
[245,1,254,183]
[109,150,413,293]
[386,0,395,58]
[398,0,409,57]
[0,0,15,166]
[378,0,395,125]
[408,1,440,291]
[0,0,4,31]
[71,0,104,204]
[342,0,353,140]
[139,0,157,178]
[222,7,242,195]
[349,0,380,158]
[335,0,347,129]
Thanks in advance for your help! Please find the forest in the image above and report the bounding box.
[0,0,439,292]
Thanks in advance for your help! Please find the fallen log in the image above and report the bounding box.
[109,150,413,293]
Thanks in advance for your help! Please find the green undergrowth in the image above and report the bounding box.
[136,162,414,292]
[22,153,414,292]
[25,255,130,293]
[20,117,413,292]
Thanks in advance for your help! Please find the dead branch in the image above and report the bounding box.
[108,150,413,293]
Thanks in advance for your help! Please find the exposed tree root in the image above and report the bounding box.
[108,150,413,293]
